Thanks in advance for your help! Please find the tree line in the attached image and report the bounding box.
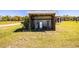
[0,16,29,21]
[55,15,79,23]
[0,15,79,21]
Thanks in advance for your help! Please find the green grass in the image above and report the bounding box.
[0,24,22,47]
[0,21,21,25]
[0,21,79,48]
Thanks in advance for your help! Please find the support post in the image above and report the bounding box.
[51,15,55,31]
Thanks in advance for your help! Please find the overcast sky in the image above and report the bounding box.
[0,10,79,16]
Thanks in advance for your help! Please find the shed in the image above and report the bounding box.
[29,13,56,31]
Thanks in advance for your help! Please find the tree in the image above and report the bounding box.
[12,16,23,21]
[22,16,29,29]
[2,16,10,21]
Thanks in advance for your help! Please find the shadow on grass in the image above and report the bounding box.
[14,27,46,32]
[14,27,24,32]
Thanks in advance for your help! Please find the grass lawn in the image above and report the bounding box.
[0,21,79,48]
[0,21,21,25]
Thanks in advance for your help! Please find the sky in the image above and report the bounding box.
[0,10,79,16]
[0,10,27,16]
[56,10,79,16]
